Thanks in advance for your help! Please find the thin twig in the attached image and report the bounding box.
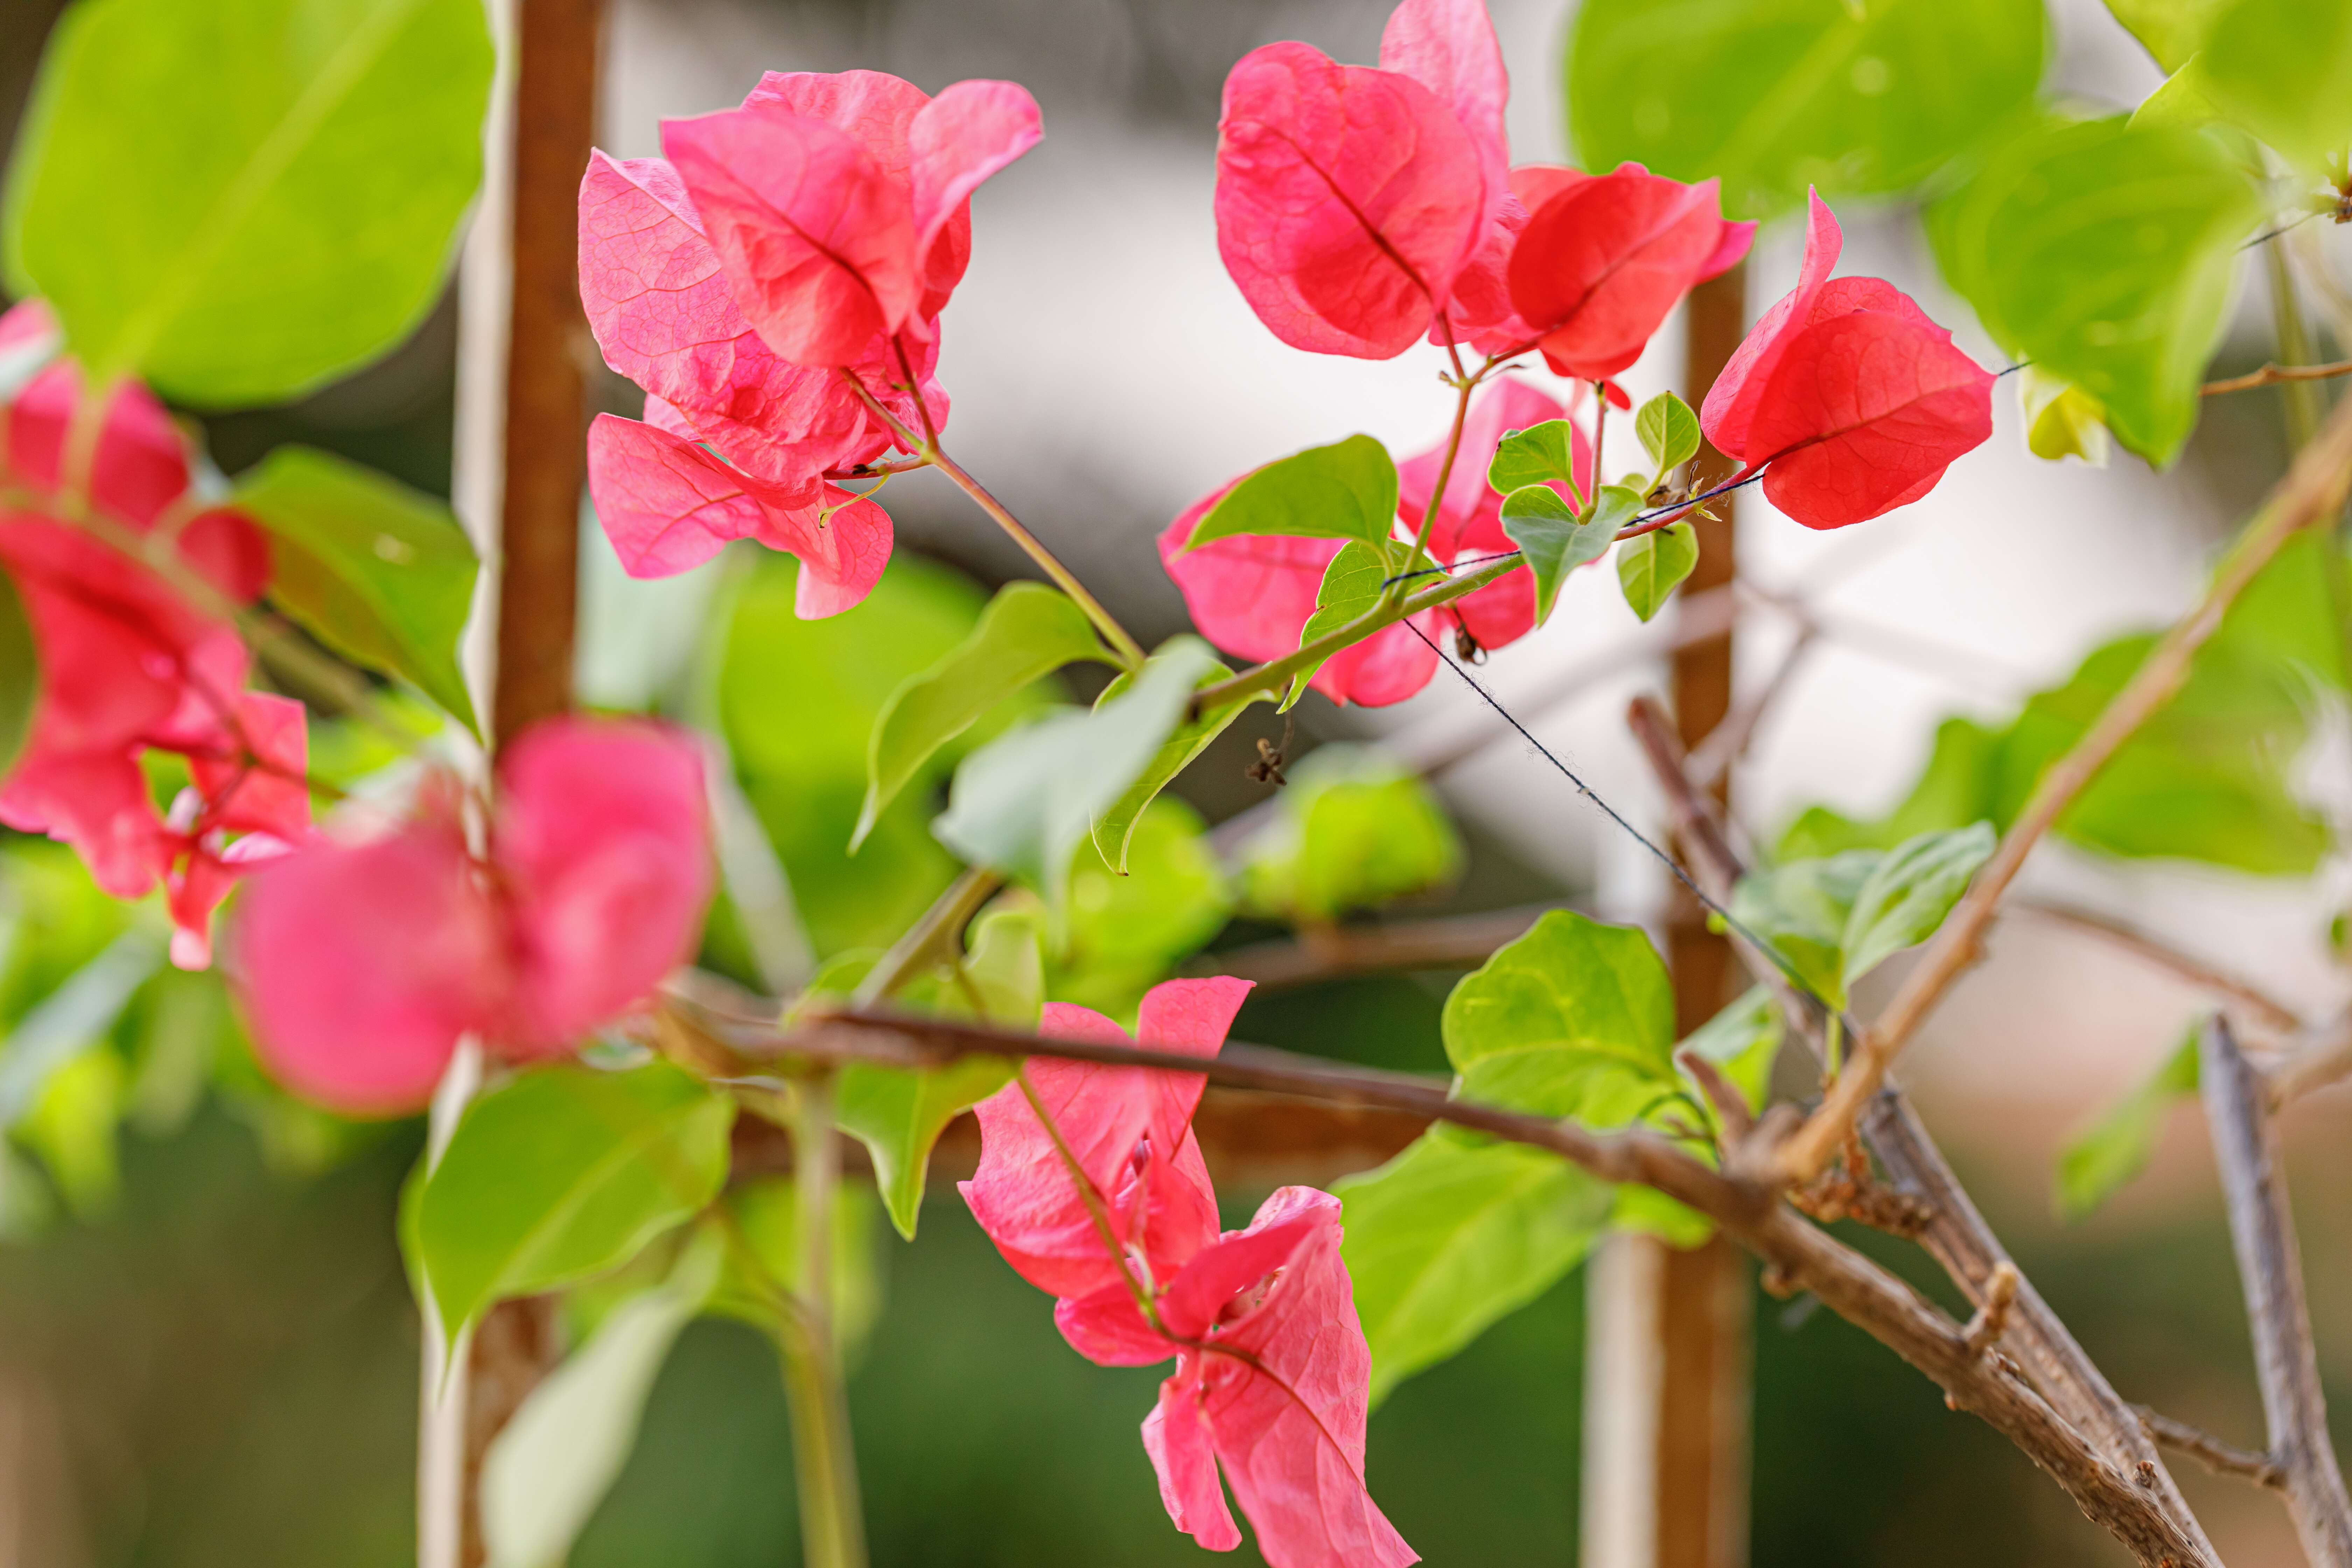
[2267,1007,2352,1105]
[2137,1406,2287,1491]
[836,368,1145,669]
[1181,903,1581,988]
[1962,1261,2020,1357]
[2203,358,2352,396]
[2200,1014,2352,1566]
[663,996,2212,1568]
[2016,899,2305,1034]
[1624,695,2220,1559]
[1782,391,2352,1187]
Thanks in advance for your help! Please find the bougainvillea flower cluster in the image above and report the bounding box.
[961,978,1416,1566]
[1213,0,1748,367]
[234,717,712,1114]
[1160,376,1590,705]
[0,298,307,968]
[1701,192,1994,529]
[579,70,1041,612]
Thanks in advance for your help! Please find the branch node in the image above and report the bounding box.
[1963,1261,2021,1358]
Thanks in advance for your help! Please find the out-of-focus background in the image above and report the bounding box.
[5,0,2352,1563]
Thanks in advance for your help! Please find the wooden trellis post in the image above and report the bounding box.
[1584,264,1753,1568]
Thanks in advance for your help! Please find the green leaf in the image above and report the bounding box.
[2056,1032,2199,1220]
[1500,484,1631,626]
[19,1045,125,1216]
[480,1237,720,1568]
[1568,0,2047,220]
[858,583,1113,850]
[722,555,1049,959]
[1728,850,1879,1008]
[1057,799,1234,1016]
[1089,665,1265,875]
[1184,435,1400,553]
[1928,115,2261,466]
[1679,987,1785,1116]
[1444,910,1678,1128]
[412,1061,734,1346]
[1285,540,1392,711]
[1239,745,1461,923]
[2129,57,2228,133]
[2105,0,2232,70]
[2197,0,2352,166]
[2,0,493,405]
[1616,522,1698,623]
[934,637,1220,918]
[1487,419,1586,502]
[0,568,36,781]
[832,909,1036,1237]
[2017,366,2112,466]
[0,928,164,1129]
[233,444,481,732]
[1633,392,1700,478]
[1840,824,1997,985]
[1337,1127,1612,1405]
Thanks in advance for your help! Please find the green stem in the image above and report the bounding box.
[850,866,1003,1009]
[2266,240,2325,451]
[1393,351,1487,604]
[1192,554,1525,712]
[56,371,118,521]
[777,1072,867,1568]
[838,369,1147,670]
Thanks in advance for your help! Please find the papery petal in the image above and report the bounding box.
[1746,310,1994,530]
[586,414,793,579]
[1053,1280,1178,1367]
[1198,1188,1416,1568]
[578,151,876,483]
[190,691,310,840]
[664,105,921,366]
[1701,190,1841,463]
[1157,491,1439,709]
[1449,565,1537,652]
[488,718,712,1054]
[232,824,500,1114]
[175,507,272,604]
[1133,976,1253,1158]
[772,485,894,619]
[1434,194,1534,351]
[7,363,190,528]
[0,298,59,358]
[1379,0,1509,231]
[164,831,290,972]
[1215,42,1485,359]
[1312,610,1442,706]
[907,80,1042,287]
[1144,1365,1245,1553]
[0,516,233,755]
[1507,165,1749,381]
[0,749,162,898]
[1155,1201,1325,1342]
[743,69,929,175]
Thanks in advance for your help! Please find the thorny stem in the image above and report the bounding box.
[1777,389,2352,1185]
[778,1071,868,1568]
[838,366,1147,669]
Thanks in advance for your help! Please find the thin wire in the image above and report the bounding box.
[2243,210,2325,251]
[1398,617,1829,1004]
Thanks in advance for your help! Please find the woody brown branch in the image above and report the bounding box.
[662,997,2209,1567]
[2138,1406,2288,1491]
[2016,900,2304,1035]
[1624,693,2220,1562]
[1781,388,2352,1189]
[2200,1014,2352,1567]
